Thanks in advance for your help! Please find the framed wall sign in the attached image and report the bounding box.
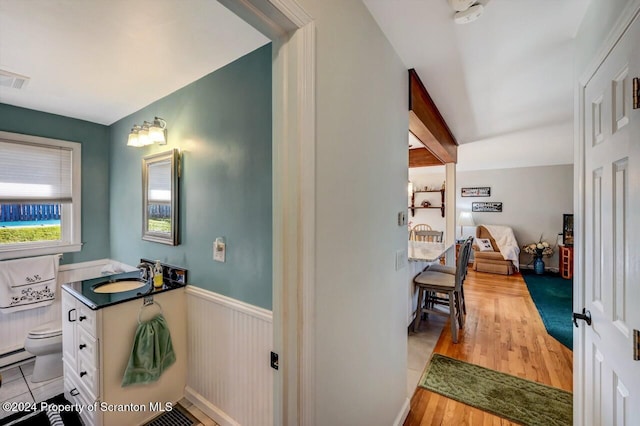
[461,187,491,197]
[472,202,503,212]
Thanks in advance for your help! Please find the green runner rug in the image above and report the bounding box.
[420,354,572,425]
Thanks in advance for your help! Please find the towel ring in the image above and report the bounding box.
[138,301,163,324]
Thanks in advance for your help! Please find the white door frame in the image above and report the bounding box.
[218,1,316,424]
[574,2,640,423]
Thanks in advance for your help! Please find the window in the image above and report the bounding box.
[0,131,81,259]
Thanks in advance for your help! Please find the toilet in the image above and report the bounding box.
[24,320,63,382]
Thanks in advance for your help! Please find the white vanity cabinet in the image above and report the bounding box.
[62,287,186,426]
[62,291,101,425]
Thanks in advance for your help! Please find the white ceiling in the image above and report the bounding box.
[363,0,590,149]
[0,0,591,170]
[0,0,269,125]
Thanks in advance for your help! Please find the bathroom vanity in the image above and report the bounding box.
[61,267,187,426]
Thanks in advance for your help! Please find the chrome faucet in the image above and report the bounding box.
[137,262,153,282]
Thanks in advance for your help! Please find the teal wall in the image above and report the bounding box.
[109,44,272,309]
[0,104,111,264]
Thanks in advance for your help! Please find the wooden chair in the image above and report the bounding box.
[412,238,472,343]
[426,236,474,319]
[413,230,443,243]
[411,224,443,242]
[410,224,431,241]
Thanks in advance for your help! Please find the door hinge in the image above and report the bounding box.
[634,330,640,361]
[633,77,639,109]
[270,351,279,370]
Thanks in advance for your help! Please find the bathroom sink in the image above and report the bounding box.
[93,280,147,294]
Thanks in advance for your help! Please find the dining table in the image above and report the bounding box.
[406,241,455,327]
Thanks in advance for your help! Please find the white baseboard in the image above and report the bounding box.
[184,386,240,426]
[393,398,411,426]
[0,350,34,369]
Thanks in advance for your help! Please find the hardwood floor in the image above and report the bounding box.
[405,270,573,425]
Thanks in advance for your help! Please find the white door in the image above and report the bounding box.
[580,11,640,425]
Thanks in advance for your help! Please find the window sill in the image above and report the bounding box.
[0,242,82,260]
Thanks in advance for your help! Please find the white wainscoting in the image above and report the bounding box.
[185,286,273,426]
[0,294,61,365]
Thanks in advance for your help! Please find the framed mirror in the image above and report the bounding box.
[142,149,179,245]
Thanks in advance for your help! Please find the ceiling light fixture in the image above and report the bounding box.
[448,0,475,12]
[127,117,167,147]
[454,4,484,24]
[448,0,486,24]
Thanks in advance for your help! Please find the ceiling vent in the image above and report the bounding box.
[0,69,30,89]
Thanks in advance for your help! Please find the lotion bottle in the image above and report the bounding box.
[153,260,163,288]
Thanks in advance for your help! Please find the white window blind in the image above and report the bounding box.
[0,139,73,203]
[148,161,171,203]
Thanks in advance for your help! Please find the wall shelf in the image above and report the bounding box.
[409,189,445,217]
[560,246,573,279]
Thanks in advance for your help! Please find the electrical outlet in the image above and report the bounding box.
[395,249,407,271]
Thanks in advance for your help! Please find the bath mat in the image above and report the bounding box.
[0,394,82,426]
[420,354,572,426]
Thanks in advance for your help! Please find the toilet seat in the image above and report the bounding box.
[28,320,62,339]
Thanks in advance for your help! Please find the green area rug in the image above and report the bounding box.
[521,270,573,349]
[420,354,572,426]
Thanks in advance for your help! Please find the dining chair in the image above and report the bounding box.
[409,224,432,241]
[426,236,474,320]
[414,230,443,243]
[412,238,472,343]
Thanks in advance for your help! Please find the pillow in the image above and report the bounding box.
[475,238,494,252]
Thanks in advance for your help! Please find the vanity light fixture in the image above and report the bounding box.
[127,117,168,147]
[148,117,168,144]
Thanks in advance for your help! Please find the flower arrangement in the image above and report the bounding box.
[523,236,554,257]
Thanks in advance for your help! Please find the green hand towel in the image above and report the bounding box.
[122,314,176,387]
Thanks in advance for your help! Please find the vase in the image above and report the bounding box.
[533,255,545,275]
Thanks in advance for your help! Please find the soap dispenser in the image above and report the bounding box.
[153,260,163,288]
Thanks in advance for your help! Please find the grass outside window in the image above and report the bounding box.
[148,218,171,233]
[0,226,61,244]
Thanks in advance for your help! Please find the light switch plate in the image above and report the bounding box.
[395,249,407,271]
[398,211,407,226]
[214,238,226,262]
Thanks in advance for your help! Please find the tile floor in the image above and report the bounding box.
[1,358,218,425]
[407,314,446,396]
[0,358,63,420]
[0,330,439,425]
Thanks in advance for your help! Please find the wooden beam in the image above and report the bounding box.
[408,69,458,163]
[409,147,443,168]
